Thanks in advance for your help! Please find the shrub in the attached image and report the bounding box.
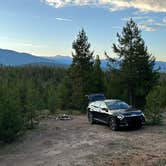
[145,83,166,124]
[0,108,23,143]
[0,83,24,143]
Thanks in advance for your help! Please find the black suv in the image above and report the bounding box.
[87,99,145,131]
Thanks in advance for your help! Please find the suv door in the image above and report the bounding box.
[99,102,109,123]
[93,101,103,120]
[89,101,101,120]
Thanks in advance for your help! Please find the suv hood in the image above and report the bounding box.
[112,108,142,116]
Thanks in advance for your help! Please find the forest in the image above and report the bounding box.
[0,19,166,143]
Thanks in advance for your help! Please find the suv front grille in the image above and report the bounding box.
[124,116,142,125]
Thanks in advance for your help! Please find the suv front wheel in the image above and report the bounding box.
[109,117,118,131]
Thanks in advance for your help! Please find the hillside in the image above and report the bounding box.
[0,49,52,66]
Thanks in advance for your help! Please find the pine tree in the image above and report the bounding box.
[69,29,94,110]
[145,83,166,124]
[113,19,159,107]
[56,75,72,110]
[0,81,23,143]
[104,69,124,100]
[47,83,57,113]
[25,81,37,129]
[92,55,104,93]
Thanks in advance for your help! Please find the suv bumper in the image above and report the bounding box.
[118,115,145,127]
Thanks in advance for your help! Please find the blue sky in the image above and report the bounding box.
[0,0,166,61]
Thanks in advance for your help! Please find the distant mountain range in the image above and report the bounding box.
[0,49,53,65]
[0,48,166,72]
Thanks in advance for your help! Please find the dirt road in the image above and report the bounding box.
[0,115,166,166]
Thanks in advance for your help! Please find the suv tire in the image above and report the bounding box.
[109,117,118,131]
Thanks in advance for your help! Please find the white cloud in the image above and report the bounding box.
[110,0,166,12]
[138,17,166,31]
[121,16,166,31]
[139,24,161,31]
[56,17,72,21]
[44,0,166,13]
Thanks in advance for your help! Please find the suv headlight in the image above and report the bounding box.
[117,114,124,120]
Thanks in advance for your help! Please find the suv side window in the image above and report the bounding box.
[100,102,107,109]
[91,101,100,108]
[95,102,101,108]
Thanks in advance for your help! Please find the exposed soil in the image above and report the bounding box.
[0,115,166,166]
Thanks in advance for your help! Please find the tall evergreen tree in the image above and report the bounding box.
[113,19,158,107]
[69,29,94,110]
[92,55,104,93]
[104,52,124,99]
[104,69,124,100]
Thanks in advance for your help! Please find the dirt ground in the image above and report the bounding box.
[0,115,166,166]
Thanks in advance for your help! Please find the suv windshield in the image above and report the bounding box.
[105,101,130,110]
